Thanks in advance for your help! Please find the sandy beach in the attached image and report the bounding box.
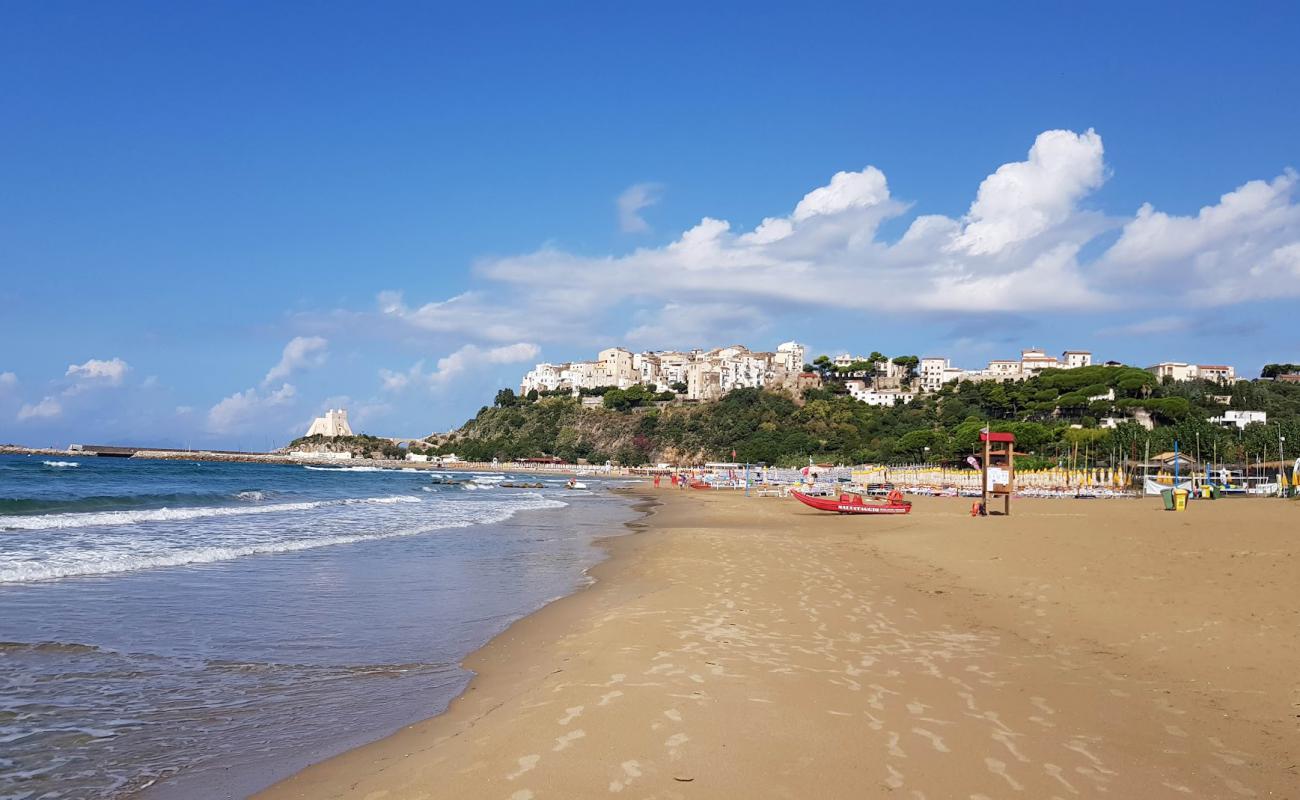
[259,489,1299,799]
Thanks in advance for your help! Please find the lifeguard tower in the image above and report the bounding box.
[979,430,1016,516]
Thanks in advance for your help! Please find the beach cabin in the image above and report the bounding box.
[1147,451,1199,473]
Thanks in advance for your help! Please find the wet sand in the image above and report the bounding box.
[259,490,1299,799]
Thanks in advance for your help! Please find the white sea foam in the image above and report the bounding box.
[0,495,422,531]
[42,461,80,468]
[0,494,566,583]
[303,466,389,473]
[234,491,266,501]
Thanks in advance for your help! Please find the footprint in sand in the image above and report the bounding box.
[510,792,534,800]
[912,727,949,753]
[608,760,642,792]
[883,764,905,789]
[598,690,623,706]
[1043,763,1078,794]
[663,709,682,722]
[984,758,1022,791]
[558,706,584,725]
[665,732,690,759]
[506,755,540,781]
[553,729,586,752]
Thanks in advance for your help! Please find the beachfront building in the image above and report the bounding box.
[522,341,805,401]
[1209,410,1267,429]
[304,408,353,438]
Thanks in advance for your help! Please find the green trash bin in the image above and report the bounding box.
[1160,488,1175,510]
[1209,484,1221,500]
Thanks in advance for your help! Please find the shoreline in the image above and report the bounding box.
[259,489,1298,799]
[255,487,664,799]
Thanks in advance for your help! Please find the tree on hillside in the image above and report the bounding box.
[495,388,518,407]
[1262,363,1300,378]
[812,354,833,378]
[892,355,920,387]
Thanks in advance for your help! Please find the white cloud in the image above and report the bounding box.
[207,383,297,434]
[617,182,664,233]
[0,371,15,390]
[17,396,61,421]
[1102,170,1300,304]
[792,166,891,222]
[376,291,541,342]
[310,129,1300,351]
[380,343,541,392]
[427,342,540,386]
[264,336,329,385]
[951,129,1106,255]
[66,357,130,386]
[378,361,424,392]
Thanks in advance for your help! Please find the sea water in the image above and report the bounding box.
[0,454,639,799]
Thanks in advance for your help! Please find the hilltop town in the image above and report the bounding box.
[519,342,1253,409]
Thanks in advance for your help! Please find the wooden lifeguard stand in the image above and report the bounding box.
[980,430,1016,516]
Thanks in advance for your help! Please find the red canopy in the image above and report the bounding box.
[979,431,1016,443]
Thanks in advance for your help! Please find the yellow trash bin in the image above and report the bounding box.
[1173,488,1189,511]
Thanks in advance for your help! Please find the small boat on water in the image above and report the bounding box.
[790,490,912,515]
[566,479,588,490]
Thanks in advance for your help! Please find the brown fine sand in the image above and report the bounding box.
[259,490,1299,799]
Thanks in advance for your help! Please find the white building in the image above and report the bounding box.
[520,363,568,394]
[775,341,805,373]
[845,381,917,406]
[919,357,950,392]
[1019,348,1060,377]
[1210,410,1266,429]
[1147,362,1237,383]
[1196,364,1237,383]
[305,408,353,438]
[521,341,803,401]
[1062,350,1093,368]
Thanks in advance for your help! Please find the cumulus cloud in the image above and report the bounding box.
[617,182,664,233]
[1101,170,1300,304]
[0,371,15,390]
[264,336,329,385]
[308,129,1300,353]
[66,357,130,386]
[207,383,297,434]
[951,129,1106,255]
[380,343,540,392]
[428,342,540,386]
[17,396,61,421]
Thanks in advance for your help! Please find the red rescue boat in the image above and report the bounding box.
[790,490,912,515]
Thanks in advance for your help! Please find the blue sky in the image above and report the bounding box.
[3,2,1299,448]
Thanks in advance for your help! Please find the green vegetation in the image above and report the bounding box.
[287,433,406,459]
[428,365,1300,467]
[1261,363,1300,378]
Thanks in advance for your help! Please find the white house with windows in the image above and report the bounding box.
[1209,410,1266,429]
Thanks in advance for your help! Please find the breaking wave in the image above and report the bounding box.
[0,496,422,531]
[42,460,79,468]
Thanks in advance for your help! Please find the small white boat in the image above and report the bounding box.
[566,479,588,490]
